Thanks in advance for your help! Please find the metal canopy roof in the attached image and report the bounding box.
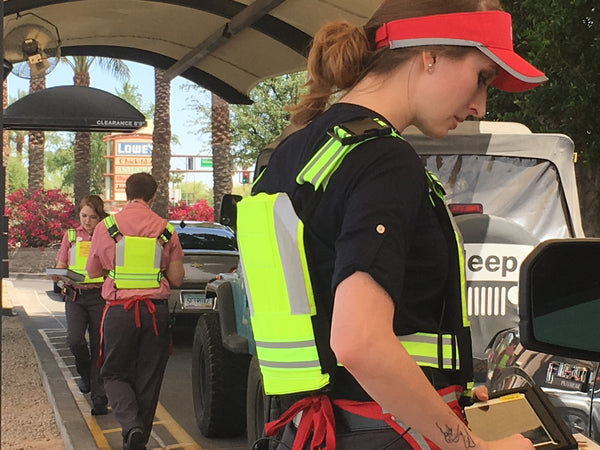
[3,85,147,131]
[3,0,383,104]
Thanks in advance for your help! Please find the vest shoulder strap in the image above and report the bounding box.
[296,117,402,191]
[159,222,175,244]
[67,228,76,243]
[103,215,120,242]
[332,117,396,145]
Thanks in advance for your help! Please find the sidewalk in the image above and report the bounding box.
[2,277,97,450]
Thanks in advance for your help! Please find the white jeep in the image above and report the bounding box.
[405,121,598,442]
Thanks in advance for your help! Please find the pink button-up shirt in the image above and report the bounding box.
[86,201,183,300]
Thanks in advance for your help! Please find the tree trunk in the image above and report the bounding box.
[211,93,232,222]
[74,131,91,209]
[28,76,46,190]
[3,79,9,192]
[73,70,91,209]
[575,161,600,237]
[151,68,171,219]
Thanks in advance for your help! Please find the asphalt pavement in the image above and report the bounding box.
[3,275,247,450]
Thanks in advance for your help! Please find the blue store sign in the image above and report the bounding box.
[117,142,153,156]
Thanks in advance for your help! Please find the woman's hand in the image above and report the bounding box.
[483,434,535,450]
[472,385,489,402]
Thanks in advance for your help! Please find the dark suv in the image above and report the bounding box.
[167,221,239,325]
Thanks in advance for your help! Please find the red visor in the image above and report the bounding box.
[375,11,547,92]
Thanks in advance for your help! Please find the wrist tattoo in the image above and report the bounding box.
[436,423,476,448]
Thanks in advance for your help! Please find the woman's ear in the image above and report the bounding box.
[421,51,437,74]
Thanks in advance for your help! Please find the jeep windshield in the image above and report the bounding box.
[421,154,572,241]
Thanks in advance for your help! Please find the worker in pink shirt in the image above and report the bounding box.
[54,194,109,416]
[87,173,184,450]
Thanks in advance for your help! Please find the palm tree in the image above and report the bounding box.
[62,56,130,208]
[151,68,171,219]
[211,93,232,222]
[3,78,9,192]
[27,75,46,190]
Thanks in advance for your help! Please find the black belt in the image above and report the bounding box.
[65,285,102,296]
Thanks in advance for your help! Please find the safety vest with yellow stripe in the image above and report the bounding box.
[237,117,473,396]
[67,229,104,284]
[103,215,174,289]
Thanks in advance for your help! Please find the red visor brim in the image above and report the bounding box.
[375,11,547,92]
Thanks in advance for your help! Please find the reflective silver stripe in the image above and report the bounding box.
[273,195,311,315]
[441,390,462,404]
[311,142,349,187]
[392,417,432,450]
[255,340,316,349]
[397,334,459,369]
[410,355,459,368]
[258,359,321,369]
[387,38,548,84]
[69,245,77,264]
[154,240,162,269]
[296,137,339,184]
[116,239,126,266]
[398,333,453,346]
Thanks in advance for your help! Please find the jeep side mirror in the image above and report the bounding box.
[519,239,600,362]
[220,194,242,231]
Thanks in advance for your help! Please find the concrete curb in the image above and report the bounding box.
[8,272,48,280]
[13,305,99,450]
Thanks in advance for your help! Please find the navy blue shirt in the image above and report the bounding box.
[253,103,452,399]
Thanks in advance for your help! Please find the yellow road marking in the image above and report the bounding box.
[155,403,203,449]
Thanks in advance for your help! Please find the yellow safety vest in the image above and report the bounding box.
[237,118,473,396]
[67,229,104,284]
[103,215,174,289]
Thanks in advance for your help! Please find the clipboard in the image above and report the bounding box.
[464,385,578,450]
[46,268,85,284]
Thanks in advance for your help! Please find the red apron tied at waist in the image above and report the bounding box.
[265,385,465,450]
[98,296,162,366]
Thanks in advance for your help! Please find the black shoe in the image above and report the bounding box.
[91,404,108,415]
[124,427,144,450]
[78,377,90,394]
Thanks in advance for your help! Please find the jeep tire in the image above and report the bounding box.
[192,313,250,437]
[246,355,268,446]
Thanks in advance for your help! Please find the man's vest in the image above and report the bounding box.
[67,229,104,284]
[237,117,473,396]
[103,215,174,289]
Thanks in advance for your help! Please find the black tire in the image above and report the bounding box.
[246,355,268,447]
[191,313,250,438]
[246,356,290,449]
[53,281,61,294]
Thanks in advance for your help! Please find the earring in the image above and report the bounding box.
[428,63,434,74]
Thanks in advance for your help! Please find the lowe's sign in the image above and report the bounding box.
[117,142,153,156]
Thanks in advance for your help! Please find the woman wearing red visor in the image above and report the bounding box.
[251,0,546,449]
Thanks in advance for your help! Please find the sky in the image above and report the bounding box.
[6,59,215,185]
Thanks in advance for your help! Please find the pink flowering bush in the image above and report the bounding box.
[5,189,78,248]
[169,199,214,222]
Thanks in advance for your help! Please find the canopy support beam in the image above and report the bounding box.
[164,0,287,82]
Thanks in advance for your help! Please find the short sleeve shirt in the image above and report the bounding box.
[253,103,449,339]
[86,201,184,300]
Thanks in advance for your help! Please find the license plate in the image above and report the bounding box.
[180,291,213,310]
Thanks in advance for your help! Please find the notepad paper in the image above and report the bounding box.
[465,393,556,447]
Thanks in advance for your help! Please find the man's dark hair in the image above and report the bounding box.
[125,172,157,202]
